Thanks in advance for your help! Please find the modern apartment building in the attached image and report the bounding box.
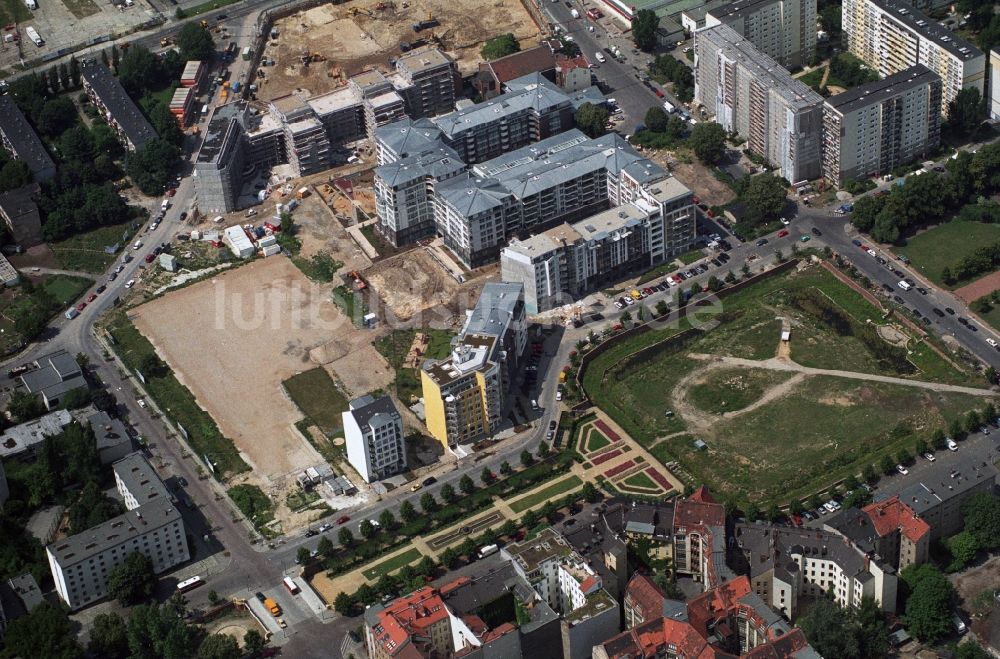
[393,47,461,119]
[47,453,189,610]
[434,75,578,165]
[596,575,820,659]
[501,177,695,312]
[0,95,56,183]
[502,528,619,659]
[373,142,465,245]
[705,0,817,69]
[343,394,406,484]
[694,24,824,182]
[269,95,332,177]
[421,282,525,448]
[822,64,942,185]
[842,0,985,117]
[80,61,157,152]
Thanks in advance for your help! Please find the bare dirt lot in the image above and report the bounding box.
[364,248,490,324]
[648,151,737,207]
[953,270,1000,304]
[259,0,541,101]
[132,258,348,481]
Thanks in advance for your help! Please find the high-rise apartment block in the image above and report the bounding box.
[694,24,824,182]
[822,64,941,185]
[705,0,817,69]
[990,48,1000,121]
[343,394,406,483]
[501,177,694,313]
[421,282,525,448]
[842,0,985,117]
[47,453,189,610]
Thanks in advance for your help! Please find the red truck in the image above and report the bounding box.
[586,8,602,19]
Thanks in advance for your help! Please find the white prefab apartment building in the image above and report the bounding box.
[842,0,985,117]
[47,453,189,610]
[822,65,942,185]
[704,0,817,69]
[694,24,824,182]
[343,394,406,483]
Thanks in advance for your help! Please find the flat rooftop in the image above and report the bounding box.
[422,333,498,386]
[698,24,824,110]
[503,528,574,574]
[463,281,523,337]
[307,86,362,116]
[825,64,939,115]
[872,0,983,61]
[574,203,648,242]
[46,498,181,567]
[196,102,245,164]
[0,409,73,458]
[506,223,583,259]
[113,452,171,507]
[396,47,453,75]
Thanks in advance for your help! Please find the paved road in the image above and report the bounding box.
[541,0,680,135]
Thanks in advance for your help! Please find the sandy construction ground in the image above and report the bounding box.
[131,258,348,482]
[953,270,1000,305]
[259,0,541,101]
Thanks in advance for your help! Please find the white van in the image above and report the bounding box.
[897,280,912,291]
[161,199,170,211]
[952,613,967,635]
[594,51,606,63]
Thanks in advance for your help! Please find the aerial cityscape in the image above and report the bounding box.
[0,0,998,656]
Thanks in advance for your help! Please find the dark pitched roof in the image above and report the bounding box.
[81,61,157,148]
[0,96,55,180]
[484,45,557,85]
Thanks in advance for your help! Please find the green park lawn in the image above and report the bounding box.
[899,222,1000,288]
[583,262,984,503]
[362,548,422,580]
[282,367,350,435]
[509,476,582,513]
[50,222,133,274]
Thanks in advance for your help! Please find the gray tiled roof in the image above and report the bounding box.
[437,175,513,216]
[463,282,523,338]
[374,117,443,159]
[374,144,463,187]
[0,96,56,180]
[434,77,572,138]
[825,65,940,115]
[348,394,400,430]
[81,61,157,149]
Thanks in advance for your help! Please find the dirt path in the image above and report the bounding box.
[687,353,998,396]
[820,65,830,88]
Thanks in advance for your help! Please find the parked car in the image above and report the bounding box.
[923,452,935,461]
[811,227,822,236]
[422,477,437,486]
[86,293,97,302]
[756,238,768,247]
[76,302,87,312]
[896,464,909,475]
[125,279,135,288]
[777,229,789,238]
[947,438,959,451]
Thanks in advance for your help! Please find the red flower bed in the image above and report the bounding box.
[594,420,621,443]
[604,460,635,478]
[645,467,673,491]
[590,449,622,466]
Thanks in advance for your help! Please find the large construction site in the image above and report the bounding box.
[257,0,542,101]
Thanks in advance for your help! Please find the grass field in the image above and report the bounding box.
[0,0,30,25]
[374,329,455,403]
[362,548,422,580]
[282,368,350,435]
[676,249,705,265]
[679,376,983,502]
[50,222,132,274]
[900,222,1000,288]
[687,368,794,415]
[584,263,983,502]
[509,475,582,513]
[105,311,249,478]
[620,472,657,490]
[42,275,92,306]
[637,261,680,285]
[798,67,824,89]
[583,426,611,452]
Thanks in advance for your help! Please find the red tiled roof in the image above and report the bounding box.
[373,586,450,657]
[556,53,590,71]
[673,497,726,530]
[624,573,666,623]
[485,45,556,84]
[862,496,930,543]
[689,485,718,504]
[686,576,753,637]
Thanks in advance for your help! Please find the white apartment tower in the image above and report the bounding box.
[694,24,824,182]
[343,395,406,483]
[822,65,941,185]
[842,0,985,117]
[705,0,817,69]
[47,453,189,610]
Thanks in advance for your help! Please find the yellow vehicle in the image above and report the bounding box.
[264,598,281,616]
[630,289,642,299]
[410,482,422,492]
[559,371,567,383]
[199,19,208,28]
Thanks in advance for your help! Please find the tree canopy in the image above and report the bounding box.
[2,602,83,659]
[198,633,241,659]
[574,102,609,138]
[632,9,659,51]
[740,174,787,226]
[177,23,216,62]
[106,551,157,606]
[126,138,179,196]
[688,122,726,164]
[645,106,669,133]
[118,46,170,96]
[126,595,198,659]
[963,491,1000,549]
[947,87,985,136]
[89,612,129,659]
[798,595,889,659]
[481,33,520,60]
[901,564,955,643]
